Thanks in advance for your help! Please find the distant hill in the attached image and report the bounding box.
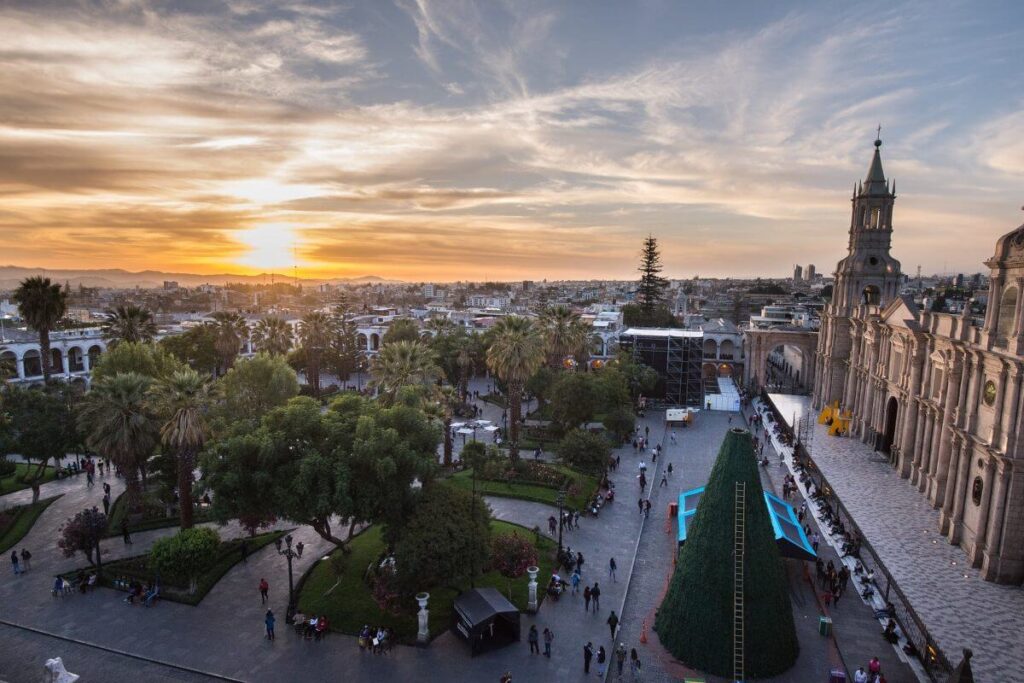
[0,266,397,290]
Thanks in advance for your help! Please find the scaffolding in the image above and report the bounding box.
[619,328,704,407]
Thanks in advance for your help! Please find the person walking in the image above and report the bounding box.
[576,552,584,575]
[583,585,592,612]
[639,473,647,493]
[811,532,820,553]
[542,627,553,657]
[102,493,110,516]
[606,610,619,638]
[660,472,668,487]
[583,642,594,674]
[571,568,581,595]
[667,462,673,477]
[637,498,644,515]
[591,583,601,612]
[854,666,869,683]
[527,625,540,654]
[644,500,651,518]
[296,541,304,558]
[121,521,132,545]
[608,557,617,583]
[630,648,642,680]
[240,540,248,564]
[20,548,31,571]
[265,609,276,640]
[10,550,20,576]
[548,515,557,537]
[259,578,269,604]
[596,646,607,678]
[615,642,627,678]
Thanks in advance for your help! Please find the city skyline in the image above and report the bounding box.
[1,1,1022,281]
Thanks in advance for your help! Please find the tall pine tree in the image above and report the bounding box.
[636,235,670,320]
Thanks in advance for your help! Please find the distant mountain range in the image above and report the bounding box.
[0,266,396,291]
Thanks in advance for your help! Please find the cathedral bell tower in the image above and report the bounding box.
[831,134,903,315]
[814,134,903,409]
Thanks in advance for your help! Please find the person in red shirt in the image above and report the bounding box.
[259,578,269,604]
[315,615,328,641]
[868,656,881,676]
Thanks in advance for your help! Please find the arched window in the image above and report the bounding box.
[996,286,1017,347]
[703,339,718,358]
[862,285,881,306]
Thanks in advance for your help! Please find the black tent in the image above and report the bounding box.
[452,588,521,656]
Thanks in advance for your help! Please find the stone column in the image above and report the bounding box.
[918,410,936,492]
[966,351,984,433]
[981,460,1012,581]
[527,566,539,613]
[940,435,963,534]
[971,457,998,567]
[990,362,1010,446]
[955,352,972,428]
[62,348,71,378]
[82,350,90,373]
[15,355,25,380]
[898,348,924,477]
[932,356,963,507]
[947,439,972,544]
[416,592,430,644]
[999,364,1022,452]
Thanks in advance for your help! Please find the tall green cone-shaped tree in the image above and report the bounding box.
[636,235,669,317]
[655,428,798,678]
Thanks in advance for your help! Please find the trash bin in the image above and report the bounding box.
[828,668,846,682]
[818,616,833,637]
[669,502,679,517]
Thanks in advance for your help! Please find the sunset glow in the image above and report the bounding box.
[0,1,1021,281]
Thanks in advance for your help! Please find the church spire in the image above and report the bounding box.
[863,128,889,196]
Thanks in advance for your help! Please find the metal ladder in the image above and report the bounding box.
[733,481,746,683]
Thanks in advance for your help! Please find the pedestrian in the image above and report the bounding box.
[638,460,646,473]
[528,625,540,654]
[573,510,580,529]
[811,532,820,553]
[597,646,607,677]
[500,672,512,683]
[637,498,644,515]
[854,667,868,683]
[583,585,592,612]
[265,609,276,640]
[667,462,673,477]
[296,541,304,558]
[259,578,269,604]
[645,425,649,438]
[832,584,841,606]
[615,642,627,677]
[103,481,110,496]
[670,431,677,444]
[608,557,617,582]
[20,548,31,571]
[660,472,667,487]
[868,656,881,678]
[630,648,642,680]
[606,610,618,638]
[644,500,651,518]
[639,474,647,492]
[121,520,132,545]
[543,627,553,657]
[576,552,585,574]
[571,568,581,595]
[583,642,594,674]
[591,583,602,611]
[549,515,557,536]
[102,493,110,516]
[10,550,20,576]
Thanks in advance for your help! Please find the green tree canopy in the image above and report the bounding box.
[394,483,492,595]
[556,429,610,476]
[149,526,221,594]
[549,372,600,433]
[57,506,107,572]
[12,276,67,381]
[382,318,420,346]
[214,353,299,428]
[101,305,158,345]
[160,326,219,377]
[656,428,798,678]
[91,341,184,382]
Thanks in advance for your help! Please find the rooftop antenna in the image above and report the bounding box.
[917,265,922,292]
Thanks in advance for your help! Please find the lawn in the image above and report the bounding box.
[66,530,285,606]
[0,462,58,495]
[297,520,556,642]
[104,488,214,537]
[448,464,598,511]
[0,495,62,554]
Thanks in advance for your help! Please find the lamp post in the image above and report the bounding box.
[276,534,299,623]
[555,489,566,559]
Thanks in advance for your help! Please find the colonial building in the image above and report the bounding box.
[813,137,1024,585]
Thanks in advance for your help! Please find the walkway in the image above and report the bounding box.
[766,394,1023,683]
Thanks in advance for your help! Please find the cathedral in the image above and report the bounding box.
[812,137,1024,585]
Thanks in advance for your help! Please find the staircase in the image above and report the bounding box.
[733,481,746,683]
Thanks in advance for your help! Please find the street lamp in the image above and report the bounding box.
[555,489,566,559]
[276,534,299,623]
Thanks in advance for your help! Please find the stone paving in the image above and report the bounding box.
[767,394,1024,683]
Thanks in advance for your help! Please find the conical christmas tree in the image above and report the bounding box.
[655,428,798,678]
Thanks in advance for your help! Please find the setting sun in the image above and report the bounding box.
[235,224,300,272]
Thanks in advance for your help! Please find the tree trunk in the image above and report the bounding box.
[28,457,49,504]
[39,328,52,382]
[177,447,195,529]
[124,468,143,512]
[508,381,522,463]
[443,417,453,467]
[311,517,351,553]
[309,353,321,397]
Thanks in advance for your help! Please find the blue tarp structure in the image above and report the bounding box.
[677,487,816,561]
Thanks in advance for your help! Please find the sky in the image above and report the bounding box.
[0,0,1022,282]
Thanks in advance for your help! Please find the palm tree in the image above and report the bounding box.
[297,311,335,396]
[12,276,67,382]
[77,373,159,510]
[486,316,544,462]
[251,316,293,356]
[435,385,460,467]
[209,312,248,375]
[456,337,474,401]
[539,305,589,369]
[369,340,442,402]
[101,305,159,345]
[152,369,212,529]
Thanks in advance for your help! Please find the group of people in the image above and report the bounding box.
[853,656,888,683]
[9,548,31,575]
[292,612,330,641]
[816,557,852,606]
[358,624,393,654]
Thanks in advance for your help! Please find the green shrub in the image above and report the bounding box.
[149,527,221,594]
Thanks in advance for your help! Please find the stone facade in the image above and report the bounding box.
[813,138,1024,585]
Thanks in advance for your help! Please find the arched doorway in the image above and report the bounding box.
[881,396,898,455]
[766,343,809,394]
[718,363,733,377]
